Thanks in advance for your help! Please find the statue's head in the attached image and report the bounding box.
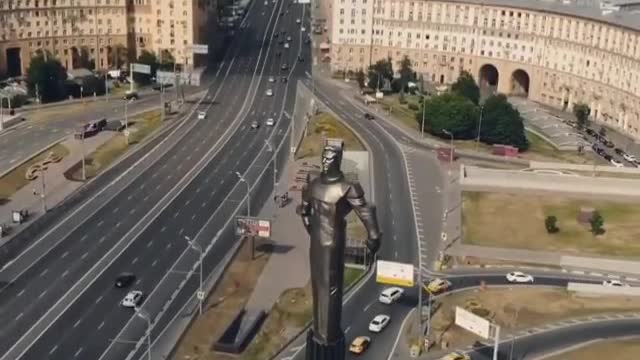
[321,145,343,177]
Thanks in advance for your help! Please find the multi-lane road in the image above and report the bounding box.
[0,0,309,358]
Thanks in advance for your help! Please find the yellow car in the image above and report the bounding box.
[427,278,452,294]
[349,336,371,354]
[440,352,470,360]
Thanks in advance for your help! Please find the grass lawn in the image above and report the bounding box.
[427,288,640,349]
[546,338,640,360]
[462,192,640,258]
[296,112,365,159]
[520,130,599,164]
[67,111,162,180]
[0,143,70,202]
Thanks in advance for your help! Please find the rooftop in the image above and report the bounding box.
[444,0,640,32]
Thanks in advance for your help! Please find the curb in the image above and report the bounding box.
[447,264,640,282]
[0,137,68,180]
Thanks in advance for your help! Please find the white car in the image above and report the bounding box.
[379,287,403,304]
[287,36,292,41]
[121,290,144,308]
[268,76,275,82]
[603,280,630,287]
[610,159,624,167]
[623,153,637,162]
[266,89,273,96]
[197,111,206,120]
[368,314,390,333]
[284,42,290,49]
[296,18,301,24]
[301,26,306,32]
[266,118,275,126]
[506,271,534,283]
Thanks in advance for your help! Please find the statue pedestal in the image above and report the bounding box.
[305,329,345,360]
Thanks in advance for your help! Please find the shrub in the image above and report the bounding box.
[544,215,559,234]
[408,103,419,111]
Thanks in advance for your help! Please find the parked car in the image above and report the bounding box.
[363,113,375,120]
[614,148,625,156]
[623,153,637,163]
[197,111,207,120]
[602,139,615,148]
[586,128,596,137]
[439,352,471,360]
[74,118,107,139]
[123,90,139,100]
[603,280,630,287]
[281,63,289,71]
[266,89,274,96]
[268,76,276,82]
[610,159,624,167]
[266,118,275,126]
[250,120,260,129]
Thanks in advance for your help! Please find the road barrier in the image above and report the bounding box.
[567,282,640,296]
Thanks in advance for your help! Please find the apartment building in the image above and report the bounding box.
[330,0,640,139]
[0,0,216,77]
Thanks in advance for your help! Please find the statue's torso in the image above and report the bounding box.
[306,177,352,247]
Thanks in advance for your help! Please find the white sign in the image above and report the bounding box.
[375,91,384,99]
[131,63,151,75]
[376,260,414,287]
[123,129,130,137]
[197,291,205,300]
[188,44,209,55]
[455,306,491,339]
[297,0,311,3]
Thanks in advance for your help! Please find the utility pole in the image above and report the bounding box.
[493,324,501,360]
[159,50,165,122]
[265,139,277,188]
[475,104,484,150]
[417,268,423,352]
[124,98,129,145]
[420,94,426,137]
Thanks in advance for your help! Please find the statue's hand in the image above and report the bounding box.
[366,235,381,255]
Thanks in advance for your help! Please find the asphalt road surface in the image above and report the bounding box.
[0,0,308,359]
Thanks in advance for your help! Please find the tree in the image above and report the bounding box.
[544,216,559,234]
[590,211,604,235]
[367,58,393,90]
[479,94,529,150]
[158,49,176,71]
[133,50,159,85]
[573,103,591,130]
[398,55,414,92]
[355,69,366,89]
[26,52,68,103]
[77,47,95,69]
[417,92,479,139]
[111,44,129,69]
[451,71,480,105]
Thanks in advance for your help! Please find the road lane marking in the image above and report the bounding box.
[113,207,119,214]
[73,319,82,328]
[151,260,158,267]
[16,312,23,321]
[81,252,88,259]
[62,270,69,278]
[161,226,167,232]
[38,289,47,299]
[132,257,138,264]
[48,345,58,355]
[115,222,121,228]
[166,243,172,250]
[80,235,88,242]
[147,241,153,248]
[364,301,374,312]
[179,228,184,235]
[344,326,351,333]
[98,321,105,330]
[129,208,135,214]
[95,295,103,304]
[99,236,106,243]
[127,195,133,200]
[17,289,25,297]
[39,268,48,277]
[74,347,83,358]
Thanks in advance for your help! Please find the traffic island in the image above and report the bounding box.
[544,337,640,360]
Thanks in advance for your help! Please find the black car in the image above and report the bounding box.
[115,273,136,288]
[297,55,304,62]
[586,128,596,136]
[281,77,288,83]
[279,12,284,16]
[604,154,613,161]
[281,64,289,71]
[364,113,375,120]
[602,139,615,148]
[275,51,282,57]
[273,33,279,38]
[615,148,625,156]
[123,91,139,100]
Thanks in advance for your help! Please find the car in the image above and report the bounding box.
[348,336,371,354]
[268,76,275,82]
[603,139,615,148]
[301,26,306,32]
[439,352,471,360]
[275,51,282,57]
[287,36,292,41]
[506,271,534,283]
[123,90,139,100]
[363,113,375,120]
[264,0,268,4]
[603,280,630,287]
[296,18,301,24]
[281,64,289,71]
[281,76,288,82]
[427,278,452,293]
[197,111,207,120]
[623,153,637,162]
[273,33,279,38]
[604,154,613,161]
[304,37,311,44]
[586,128,596,137]
[297,55,304,62]
[279,11,284,16]
[121,290,144,308]
[152,83,172,91]
[284,42,290,49]
[266,89,274,96]
[278,39,285,44]
[379,287,404,304]
[266,118,275,126]
[368,314,390,333]
[614,148,625,156]
[114,273,136,288]
[250,120,260,129]
[610,159,623,167]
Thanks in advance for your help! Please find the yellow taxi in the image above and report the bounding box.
[440,351,471,360]
[427,278,452,294]
[348,336,371,354]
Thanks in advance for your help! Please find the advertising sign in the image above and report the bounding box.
[376,260,414,287]
[131,63,151,75]
[188,44,209,54]
[324,138,344,150]
[455,306,491,339]
[235,217,271,238]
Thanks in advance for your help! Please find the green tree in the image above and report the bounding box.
[158,49,176,71]
[26,52,68,103]
[367,58,393,90]
[111,44,128,69]
[544,215,559,234]
[450,71,480,105]
[590,211,604,235]
[76,46,95,69]
[573,103,591,130]
[479,94,529,150]
[417,92,479,139]
[398,55,414,92]
[133,50,159,85]
[355,69,366,89]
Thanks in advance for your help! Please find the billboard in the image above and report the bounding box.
[376,260,414,287]
[235,217,271,238]
[188,44,209,54]
[455,306,491,339]
[131,63,151,75]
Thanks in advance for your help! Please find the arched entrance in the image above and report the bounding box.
[478,64,499,94]
[511,69,530,97]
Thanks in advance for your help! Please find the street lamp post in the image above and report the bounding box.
[475,105,484,151]
[185,236,204,316]
[508,307,521,360]
[265,139,277,188]
[442,129,454,175]
[32,168,48,213]
[235,171,251,217]
[135,309,152,360]
[0,95,10,131]
[420,95,426,137]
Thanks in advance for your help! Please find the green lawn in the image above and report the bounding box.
[297,112,366,159]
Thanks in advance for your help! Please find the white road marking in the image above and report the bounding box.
[146,241,153,248]
[127,195,133,200]
[80,235,88,242]
[143,195,149,201]
[129,208,135,214]
[62,270,69,278]
[97,220,104,227]
[113,207,119,214]
[161,226,167,232]
[166,243,172,250]
[15,312,23,321]
[132,257,138,264]
[115,222,121,228]
[98,321,105,330]
[81,252,88,259]
[363,301,375,312]
[17,289,25,297]
[95,295,103,304]
[99,236,106,243]
[74,347,83,358]
[38,289,47,299]
[345,326,351,333]
[40,268,49,277]
[48,345,58,355]
[61,251,69,258]
[151,260,158,267]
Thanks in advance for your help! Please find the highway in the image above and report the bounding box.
[0,0,308,358]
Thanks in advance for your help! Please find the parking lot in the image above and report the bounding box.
[509,97,640,168]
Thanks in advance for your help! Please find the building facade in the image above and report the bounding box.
[330,0,640,138]
[0,0,215,77]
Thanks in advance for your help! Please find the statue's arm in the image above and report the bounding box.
[346,182,381,254]
[296,179,312,233]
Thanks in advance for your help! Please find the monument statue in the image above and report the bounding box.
[297,141,381,360]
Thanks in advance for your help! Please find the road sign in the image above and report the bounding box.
[131,63,151,75]
[188,44,209,54]
[297,0,311,3]
[235,216,271,238]
[376,260,414,287]
[455,306,491,339]
[197,291,205,300]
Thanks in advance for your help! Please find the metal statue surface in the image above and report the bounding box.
[297,142,381,356]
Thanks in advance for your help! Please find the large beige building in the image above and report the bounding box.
[330,0,640,139]
[0,0,216,77]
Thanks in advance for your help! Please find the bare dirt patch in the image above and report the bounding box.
[545,337,640,360]
[428,288,640,349]
[462,191,640,259]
